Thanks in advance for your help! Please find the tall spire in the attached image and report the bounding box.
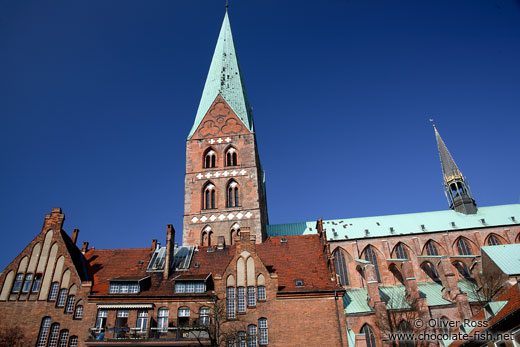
[433,123,477,214]
[188,11,253,139]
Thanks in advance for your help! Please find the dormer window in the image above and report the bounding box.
[108,277,149,294]
[174,275,209,293]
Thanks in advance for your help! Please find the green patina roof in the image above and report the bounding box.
[487,300,508,316]
[347,329,356,347]
[482,243,520,275]
[343,282,452,314]
[266,204,520,240]
[458,279,484,303]
[188,11,253,139]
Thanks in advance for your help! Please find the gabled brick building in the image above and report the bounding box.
[1,7,520,347]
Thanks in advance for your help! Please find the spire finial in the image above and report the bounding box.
[429,118,436,128]
[225,0,229,9]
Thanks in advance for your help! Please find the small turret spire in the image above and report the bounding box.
[432,122,477,214]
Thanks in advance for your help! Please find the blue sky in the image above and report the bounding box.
[1,0,519,269]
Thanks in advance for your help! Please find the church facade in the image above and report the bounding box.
[1,9,520,347]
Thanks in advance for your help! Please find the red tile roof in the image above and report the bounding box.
[85,234,340,296]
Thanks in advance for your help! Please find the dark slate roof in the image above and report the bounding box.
[434,125,464,182]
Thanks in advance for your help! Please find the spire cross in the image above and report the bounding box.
[225,0,229,9]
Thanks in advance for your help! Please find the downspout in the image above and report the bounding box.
[334,290,344,347]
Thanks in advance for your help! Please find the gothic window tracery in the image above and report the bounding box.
[487,234,501,246]
[227,180,240,207]
[203,182,216,209]
[204,148,217,168]
[363,246,381,283]
[226,147,238,166]
[392,243,409,259]
[424,240,440,256]
[456,238,472,256]
[333,248,349,286]
[361,324,376,347]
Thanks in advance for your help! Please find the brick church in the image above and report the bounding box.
[1,10,520,347]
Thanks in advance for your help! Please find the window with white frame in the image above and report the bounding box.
[74,305,83,319]
[227,287,236,319]
[237,287,246,313]
[21,273,32,293]
[56,289,67,307]
[32,274,42,293]
[47,323,60,347]
[227,338,236,347]
[247,286,256,307]
[175,281,205,293]
[199,307,210,326]
[186,282,195,293]
[158,308,169,332]
[65,295,75,313]
[257,286,266,301]
[36,317,51,347]
[178,307,190,317]
[195,282,205,293]
[247,325,257,347]
[117,310,129,318]
[68,336,78,347]
[57,329,69,347]
[258,318,268,345]
[96,310,108,329]
[48,282,59,300]
[136,310,148,332]
[11,273,23,293]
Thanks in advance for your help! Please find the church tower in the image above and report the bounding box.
[433,124,477,214]
[183,11,268,246]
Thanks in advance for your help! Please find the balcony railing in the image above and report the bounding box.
[87,319,210,343]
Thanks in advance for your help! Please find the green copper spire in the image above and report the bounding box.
[188,11,253,139]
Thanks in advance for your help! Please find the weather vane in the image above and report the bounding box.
[226,0,229,9]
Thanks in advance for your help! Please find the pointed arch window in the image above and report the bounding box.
[227,180,240,207]
[421,262,440,282]
[361,324,376,347]
[425,240,439,256]
[36,317,51,347]
[397,321,414,347]
[58,329,69,347]
[203,183,216,209]
[204,149,216,168]
[488,235,501,246]
[333,249,349,286]
[47,323,60,347]
[456,238,472,256]
[201,226,213,246]
[230,223,240,245]
[392,243,409,259]
[364,246,381,283]
[226,147,238,167]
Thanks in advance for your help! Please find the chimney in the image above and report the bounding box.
[236,228,255,253]
[151,239,158,251]
[71,229,79,245]
[42,207,65,233]
[217,236,225,250]
[81,241,89,253]
[164,225,175,278]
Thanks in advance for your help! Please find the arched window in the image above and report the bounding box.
[201,226,212,246]
[32,274,42,293]
[363,246,381,283]
[389,264,404,284]
[454,262,471,279]
[424,240,440,256]
[204,148,216,168]
[333,249,349,286]
[65,294,76,313]
[21,273,33,293]
[56,288,67,307]
[96,310,108,329]
[238,331,247,347]
[203,182,216,209]
[247,324,257,347]
[361,324,376,347]
[487,235,501,246]
[58,329,69,347]
[48,282,59,301]
[199,307,210,326]
[230,223,240,245]
[226,286,236,319]
[47,323,60,347]
[36,317,51,347]
[438,316,452,336]
[226,147,238,167]
[237,287,246,313]
[74,303,83,319]
[68,336,78,347]
[397,321,413,347]
[158,308,169,332]
[258,318,268,346]
[456,238,472,256]
[137,310,148,332]
[421,262,440,282]
[178,307,190,328]
[392,243,409,259]
[227,180,240,207]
